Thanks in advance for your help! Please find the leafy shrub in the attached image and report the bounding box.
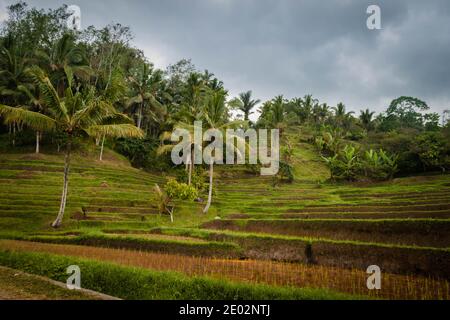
[362,149,398,180]
[362,129,423,174]
[154,184,173,222]
[278,161,295,183]
[165,179,198,201]
[413,132,448,172]
[176,167,207,192]
[323,145,398,181]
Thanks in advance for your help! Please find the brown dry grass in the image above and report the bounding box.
[0,240,448,300]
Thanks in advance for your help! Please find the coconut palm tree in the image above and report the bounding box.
[0,66,143,227]
[259,95,288,136]
[126,62,164,130]
[87,114,141,161]
[360,108,376,131]
[229,91,260,121]
[0,35,33,104]
[158,123,195,186]
[202,89,247,213]
[332,102,354,128]
[312,103,330,125]
[302,94,318,123]
[0,105,56,147]
[285,97,304,124]
[163,72,207,185]
[35,33,92,95]
[0,34,37,148]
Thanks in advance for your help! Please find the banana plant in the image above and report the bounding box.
[322,154,340,180]
[379,149,399,179]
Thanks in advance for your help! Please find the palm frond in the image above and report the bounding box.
[0,105,56,131]
[125,95,143,108]
[85,124,144,139]
[160,131,174,141]
[73,100,116,128]
[156,144,175,156]
[28,66,68,120]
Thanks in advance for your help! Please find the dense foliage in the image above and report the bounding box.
[1,1,449,190]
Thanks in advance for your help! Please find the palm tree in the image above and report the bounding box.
[35,33,92,95]
[167,72,207,185]
[302,94,318,123]
[202,89,246,213]
[286,97,305,124]
[333,102,354,126]
[257,96,288,139]
[182,73,207,120]
[313,103,330,125]
[126,62,164,130]
[157,123,198,186]
[0,35,33,104]
[0,105,56,148]
[269,96,287,131]
[333,103,349,118]
[360,109,376,131]
[229,91,260,121]
[0,66,143,227]
[88,114,141,161]
[0,34,37,148]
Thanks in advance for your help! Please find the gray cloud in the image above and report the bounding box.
[7,0,450,119]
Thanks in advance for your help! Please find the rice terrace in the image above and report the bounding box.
[0,1,450,304]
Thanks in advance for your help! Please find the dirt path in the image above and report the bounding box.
[0,266,119,300]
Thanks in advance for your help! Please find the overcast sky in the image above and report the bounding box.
[2,0,450,120]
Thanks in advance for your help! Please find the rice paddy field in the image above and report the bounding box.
[0,141,449,300]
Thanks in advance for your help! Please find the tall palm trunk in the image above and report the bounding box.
[12,122,16,147]
[8,124,12,146]
[52,136,72,228]
[99,134,106,161]
[35,131,40,154]
[203,160,214,214]
[188,144,195,186]
[188,160,193,186]
[137,101,144,129]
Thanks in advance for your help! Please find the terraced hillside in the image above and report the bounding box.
[0,153,162,232]
[202,173,450,277]
[0,149,449,300]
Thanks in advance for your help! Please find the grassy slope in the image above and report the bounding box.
[0,144,220,236]
[0,133,450,299]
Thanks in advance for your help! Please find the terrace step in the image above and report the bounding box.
[84,206,158,214]
[202,218,450,248]
[289,203,450,213]
[338,190,450,200]
[246,199,450,207]
[227,209,450,220]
